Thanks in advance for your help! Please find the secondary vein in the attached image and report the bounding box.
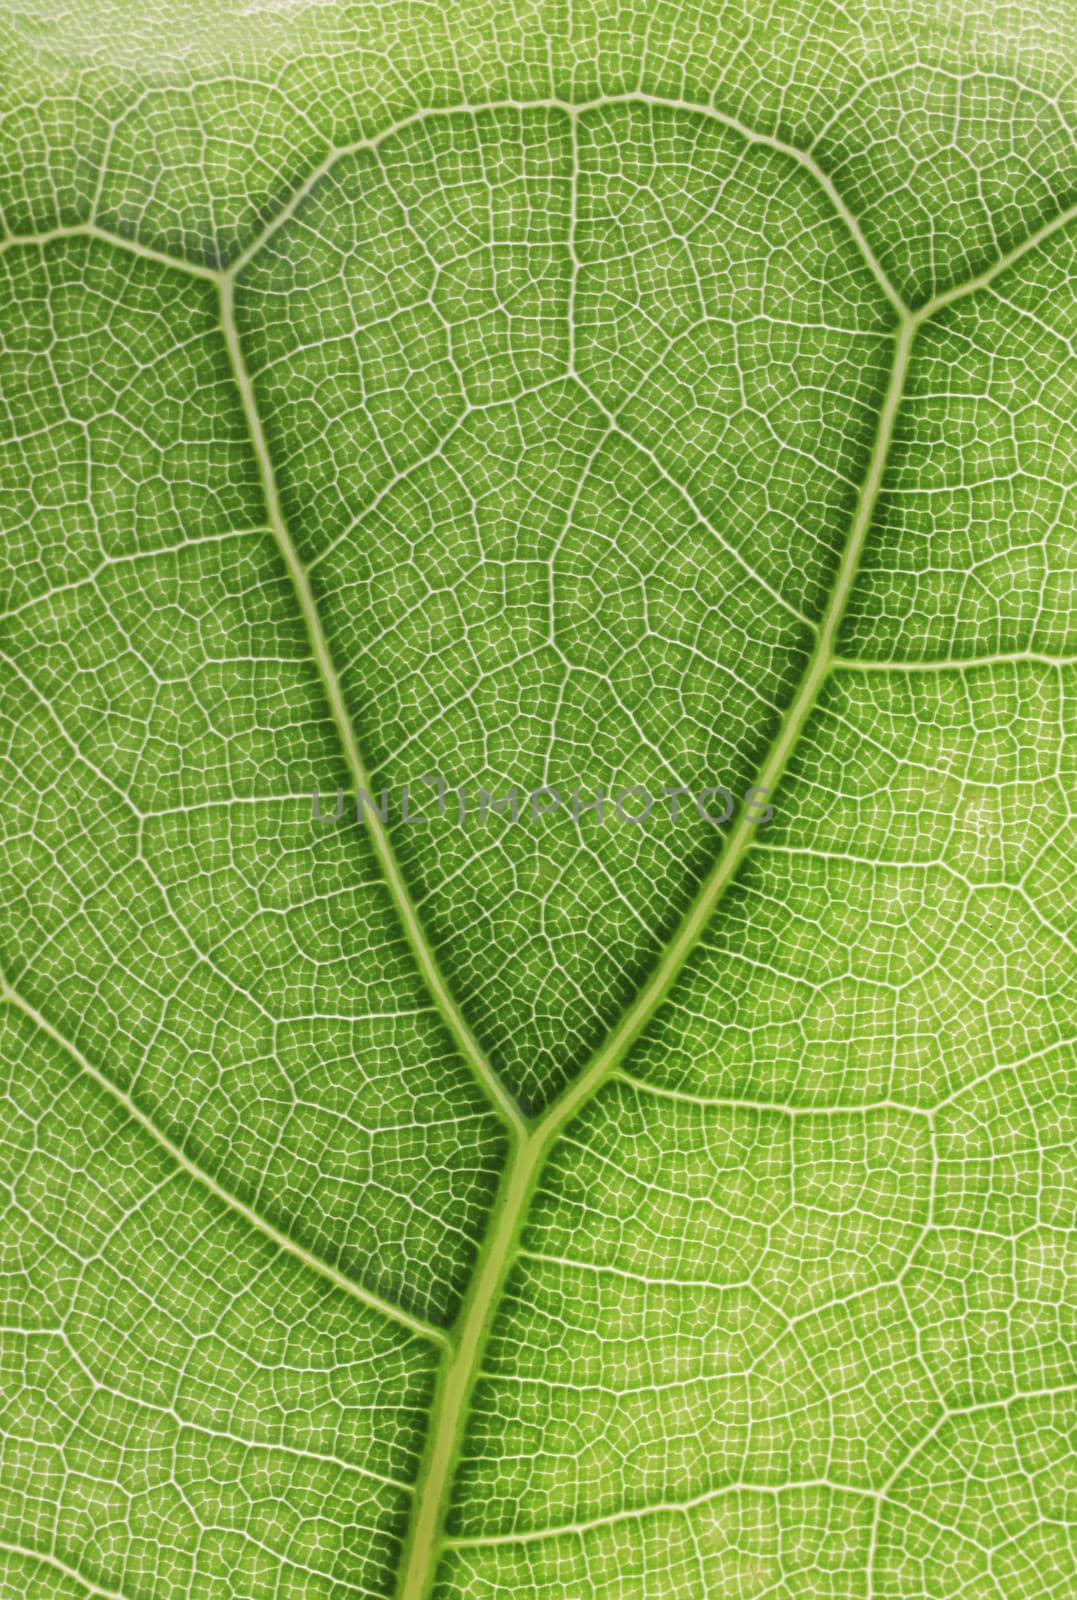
[531,312,917,1144]
[0,975,445,1347]
[0,1539,137,1600]
[218,277,526,1142]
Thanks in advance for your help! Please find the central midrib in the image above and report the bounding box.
[209,114,1077,1600]
[390,308,917,1600]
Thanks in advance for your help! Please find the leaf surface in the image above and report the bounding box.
[0,3,1074,1598]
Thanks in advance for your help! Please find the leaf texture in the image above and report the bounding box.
[0,3,1074,1598]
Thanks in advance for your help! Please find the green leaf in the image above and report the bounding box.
[1,4,1074,1599]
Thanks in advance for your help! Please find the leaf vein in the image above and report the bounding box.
[0,977,447,1349]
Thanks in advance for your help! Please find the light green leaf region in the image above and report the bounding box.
[0,2,1074,1598]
